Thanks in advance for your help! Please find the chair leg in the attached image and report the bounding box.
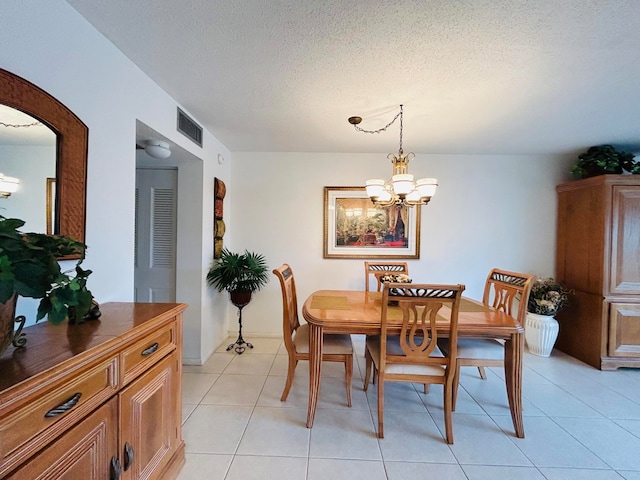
[377,375,384,438]
[363,348,372,391]
[344,354,353,407]
[443,377,454,444]
[477,366,487,379]
[452,363,461,411]
[280,357,298,401]
[423,383,430,394]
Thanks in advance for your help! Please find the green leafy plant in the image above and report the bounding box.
[206,248,269,294]
[571,145,639,179]
[0,216,95,324]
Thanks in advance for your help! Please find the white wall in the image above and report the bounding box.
[230,152,574,338]
[1,0,231,364]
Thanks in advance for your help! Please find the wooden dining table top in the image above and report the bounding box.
[302,290,523,338]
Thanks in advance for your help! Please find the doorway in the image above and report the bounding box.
[134,167,178,302]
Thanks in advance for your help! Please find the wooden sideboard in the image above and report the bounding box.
[556,175,640,370]
[0,302,187,479]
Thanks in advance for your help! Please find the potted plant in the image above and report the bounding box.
[0,216,97,355]
[525,277,569,357]
[206,248,269,353]
[571,145,639,179]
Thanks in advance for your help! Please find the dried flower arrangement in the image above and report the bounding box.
[527,277,569,316]
[380,273,412,284]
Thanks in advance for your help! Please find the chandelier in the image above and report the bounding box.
[348,105,437,207]
[0,173,19,198]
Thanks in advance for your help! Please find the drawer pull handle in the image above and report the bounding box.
[110,456,122,480]
[44,392,82,418]
[124,442,135,471]
[141,342,159,356]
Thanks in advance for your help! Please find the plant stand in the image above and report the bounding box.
[226,292,253,354]
[525,312,559,357]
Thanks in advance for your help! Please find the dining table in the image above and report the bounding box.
[301,289,526,438]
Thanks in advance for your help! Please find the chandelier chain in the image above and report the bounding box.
[399,105,403,152]
[352,107,402,136]
[0,121,43,128]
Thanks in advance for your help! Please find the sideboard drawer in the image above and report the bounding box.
[0,356,118,472]
[120,321,177,386]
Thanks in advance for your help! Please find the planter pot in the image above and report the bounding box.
[0,293,27,356]
[525,312,559,357]
[230,290,252,309]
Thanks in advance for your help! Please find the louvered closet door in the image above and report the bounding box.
[134,168,177,302]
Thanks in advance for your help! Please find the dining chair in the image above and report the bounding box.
[364,261,409,292]
[273,264,354,406]
[439,268,534,409]
[363,261,411,383]
[363,283,465,443]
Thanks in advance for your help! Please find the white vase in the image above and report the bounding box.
[525,312,559,357]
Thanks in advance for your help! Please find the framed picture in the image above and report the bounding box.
[323,186,421,259]
[46,177,56,235]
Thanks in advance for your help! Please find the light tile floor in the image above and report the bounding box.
[178,336,640,480]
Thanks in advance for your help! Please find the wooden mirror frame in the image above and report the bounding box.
[0,69,87,254]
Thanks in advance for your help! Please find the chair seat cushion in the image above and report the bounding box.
[293,323,353,354]
[366,335,445,376]
[453,338,504,360]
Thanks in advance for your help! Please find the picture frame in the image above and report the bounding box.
[323,186,421,259]
[46,177,56,235]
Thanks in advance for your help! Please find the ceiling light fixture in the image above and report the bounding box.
[144,139,171,159]
[0,174,19,198]
[348,105,437,207]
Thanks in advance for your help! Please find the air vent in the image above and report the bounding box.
[177,108,203,147]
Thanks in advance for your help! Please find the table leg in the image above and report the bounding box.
[504,332,525,438]
[307,324,323,428]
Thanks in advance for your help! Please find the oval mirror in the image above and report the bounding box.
[0,69,88,257]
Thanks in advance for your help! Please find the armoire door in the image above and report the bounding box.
[609,186,640,295]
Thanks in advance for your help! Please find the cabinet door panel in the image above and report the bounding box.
[120,352,178,480]
[5,398,118,480]
[557,183,606,295]
[610,186,640,295]
[609,303,640,357]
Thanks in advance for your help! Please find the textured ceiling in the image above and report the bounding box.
[65,0,640,155]
[0,105,56,146]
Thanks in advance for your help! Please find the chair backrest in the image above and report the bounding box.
[380,283,465,369]
[273,264,300,355]
[364,261,409,292]
[482,268,535,324]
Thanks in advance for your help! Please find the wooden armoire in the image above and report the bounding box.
[555,175,640,370]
